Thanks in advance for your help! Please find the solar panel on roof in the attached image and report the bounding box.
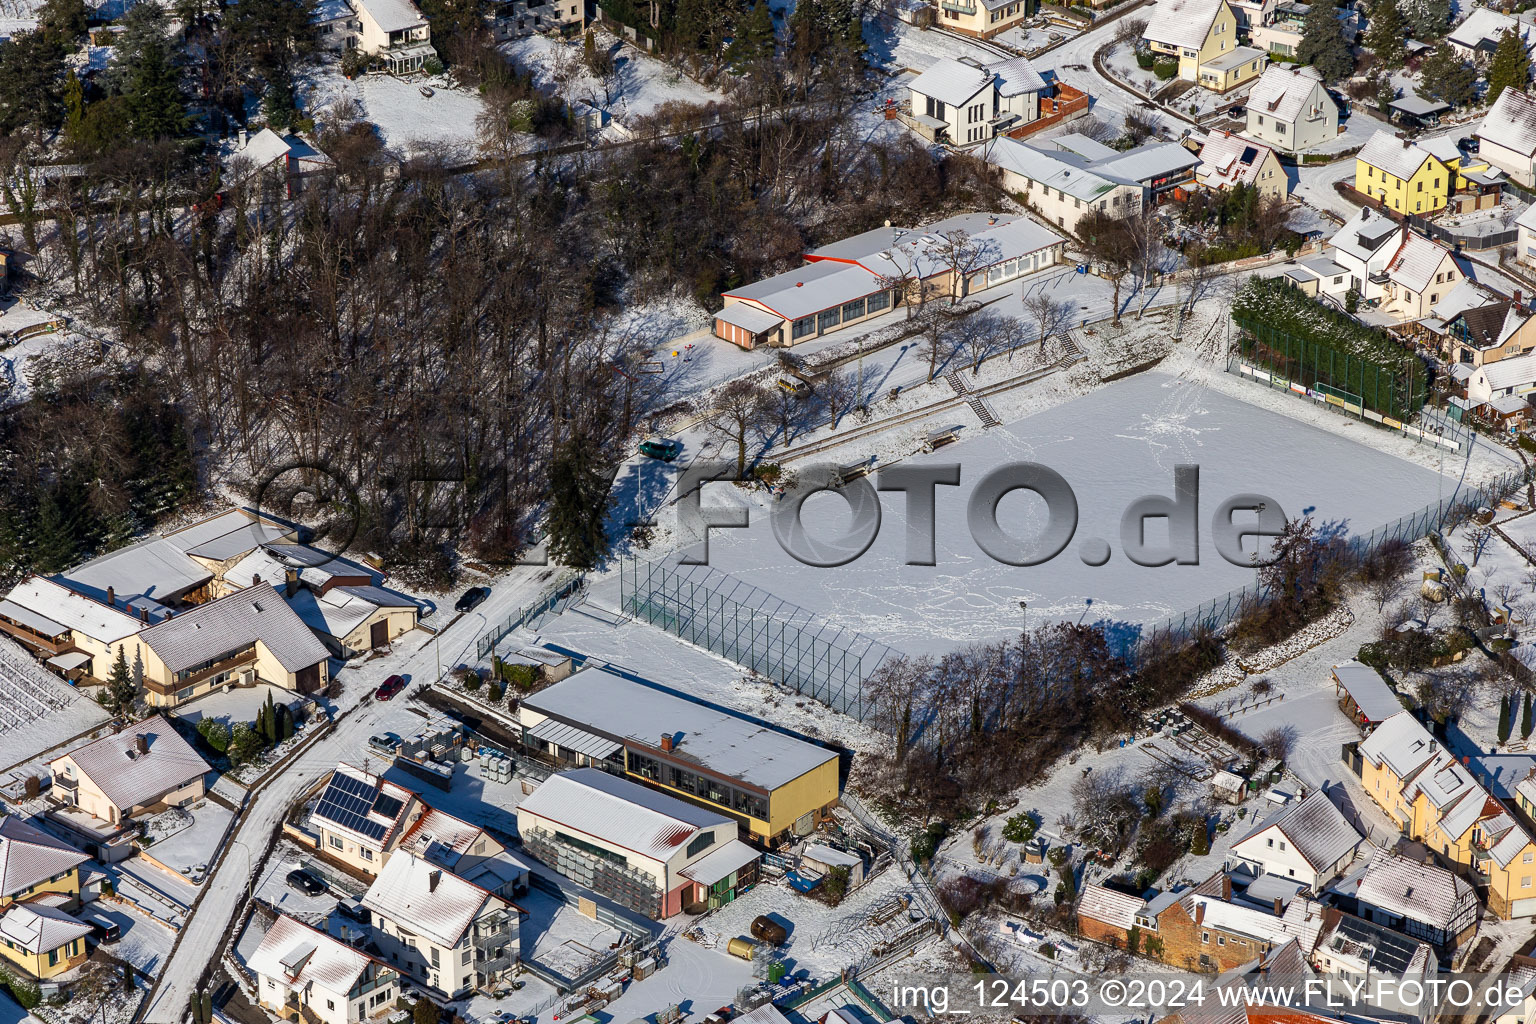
[316,775,389,841]
[372,794,404,820]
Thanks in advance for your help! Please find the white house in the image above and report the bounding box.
[249,915,399,1024]
[1353,847,1479,948]
[983,137,1199,234]
[1325,208,1459,317]
[1518,201,1536,269]
[1226,790,1363,890]
[353,0,435,72]
[362,852,517,999]
[1244,65,1338,153]
[905,55,1048,146]
[1467,350,1536,407]
[1449,8,1536,63]
[1478,88,1536,188]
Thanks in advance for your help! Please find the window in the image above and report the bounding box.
[867,290,891,314]
[1524,877,1533,889]
[431,947,440,968]
[1202,931,1210,943]
[1266,838,1274,848]
[327,1002,336,1011]
[361,847,374,861]
[1217,935,1226,946]
[1417,181,1423,192]
[462,948,473,965]
[792,316,815,340]
[818,308,840,332]
[1278,841,1286,851]
[48,949,57,967]
[841,298,866,321]
[1276,123,1286,134]
[687,831,715,858]
[330,835,344,850]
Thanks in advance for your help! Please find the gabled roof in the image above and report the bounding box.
[139,582,330,674]
[1095,142,1202,183]
[0,576,144,644]
[356,0,427,31]
[518,768,732,864]
[0,903,90,954]
[1355,847,1476,932]
[396,806,489,870]
[1077,883,1143,929]
[54,716,210,812]
[1450,7,1529,50]
[985,137,1131,201]
[1142,0,1227,50]
[1478,89,1536,158]
[311,764,416,849]
[1331,661,1401,722]
[989,55,1047,97]
[1483,349,1536,391]
[1231,790,1363,873]
[362,852,501,948]
[248,914,392,997]
[1328,206,1402,263]
[0,818,88,900]
[1316,908,1434,975]
[1385,231,1454,294]
[1358,131,1442,181]
[1247,64,1327,125]
[1198,131,1275,189]
[907,58,992,108]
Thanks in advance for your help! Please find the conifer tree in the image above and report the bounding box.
[1297,0,1354,82]
[1522,692,1533,740]
[1420,43,1476,108]
[1488,28,1531,106]
[1364,0,1406,68]
[104,648,137,716]
[546,438,609,570]
[1499,692,1513,744]
[726,1,775,71]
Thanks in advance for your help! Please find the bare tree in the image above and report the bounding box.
[1258,725,1298,761]
[1468,524,1494,567]
[864,654,932,761]
[935,229,985,304]
[820,368,858,431]
[1115,16,1148,43]
[706,378,769,479]
[1077,210,1138,325]
[1023,289,1074,358]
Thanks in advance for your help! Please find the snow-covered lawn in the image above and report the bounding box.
[1101,41,1164,98]
[519,887,624,978]
[993,22,1081,54]
[865,17,1005,72]
[0,0,39,37]
[502,32,725,126]
[298,63,488,155]
[95,900,179,979]
[138,802,235,883]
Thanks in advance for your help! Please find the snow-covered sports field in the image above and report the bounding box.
[677,371,1450,654]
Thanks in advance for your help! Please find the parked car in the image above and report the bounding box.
[1459,136,1480,153]
[776,376,810,395]
[369,732,400,755]
[286,870,328,897]
[1227,104,1245,117]
[336,901,371,925]
[375,675,406,701]
[455,586,490,613]
[638,438,682,462]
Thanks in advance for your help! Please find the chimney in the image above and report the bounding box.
[106,586,115,606]
[660,733,674,753]
[140,608,149,624]
[429,870,441,893]
[285,568,299,598]
[135,735,148,756]
[1273,896,1283,916]
[1517,290,1523,306]
[252,574,262,586]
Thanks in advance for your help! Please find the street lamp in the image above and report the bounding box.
[1018,599,1028,636]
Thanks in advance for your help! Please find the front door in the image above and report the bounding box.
[370,619,388,649]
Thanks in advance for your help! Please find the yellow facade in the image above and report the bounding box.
[1148,0,1238,82]
[1355,150,1451,215]
[0,934,85,980]
[0,869,80,913]
[621,757,839,842]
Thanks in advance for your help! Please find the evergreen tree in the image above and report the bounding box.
[1399,0,1449,40]
[36,0,86,48]
[1364,0,1406,68]
[104,648,137,715]
[30,486,83,574]
[726,1,775,71]
[1297,0,1354,82]
[280,704,294,741]
[1499,693,1513,744]
[1488,27,1531,106]
[672,0,710,51]
[124,39,187,139]
[254,705,267,744]
[0,30,66,143]
[263,691,277,744]
[1523,692,1533,740]
[1419,43,1476,108]
[546,438,609,570]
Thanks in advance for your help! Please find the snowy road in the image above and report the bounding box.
[1041,5,1190,139]
[140,565,562,1024]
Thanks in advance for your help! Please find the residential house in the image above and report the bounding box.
[1494,953,1536,1024]
[1518,201,1536,269]
[1332,661,1402,731]
[1196,130,1286,198]
[1350,710,1536,919]
[930,0,1030,40]
[1479,89,1536,187]
[1377,230,1460,320]
[515,668,841,844]
[1077,872,1327,972]
[983,137,1199,233]
[0,902,90,980]
[1433,291,1536,367]
[0,817,88,912]
[49,717,210,826]
[1142,0,1266,90]
[1243,65,1338,153]
[1449,8,1536,64]
[1310,906,1436,981]
[352,0,435,72]
[249,914,399,1024]
[1466,352,1536,415]
[1348,846,1480,947]
[362,852,517,999]
[1226,790,1364,891]
[1251,2,1357,58]
[516,768,762,918]
[1226,0,1274,37]
[713,212,1065,349]
[1354,131,1452,216]
[311,764,424,877]
[227,129,334,199]
[905,55,1048,146]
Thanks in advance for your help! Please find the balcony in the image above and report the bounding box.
[940,0,976,12]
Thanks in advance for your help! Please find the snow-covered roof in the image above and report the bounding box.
[1518,201,1536,232]
[520,669,839,791]
[1329,206,1401,262]
[0,903,90,954]
[1181,890,1326,949]
[1355,847,1475,931]
[311,764,417,849]
[1450,7,1521,49]
[1198,131,1275,189]
[1077,883,1143,929]
[1332,661,1401,722]
[1095,141,1202,184]
[461,849,533,893]
[733,1007,793,1024]
[223,544,373,593]
[1203,45,1264,71]
[1231,790,1363,872]
[519,768,733,864]
[355,0,425,31]
[985,138,1129,201]
[1247,64,1326,124]
[723,260,889,322]
[1048,133,1119,161]
[989,55,1047,96]
[362,852,501,948]
[1483,349,1536,391]
[1358,131,1440,181]
[1433,280,1499,321]
[238,129,292,172]
[0,576,143,644]
[248,914,392,997]
[1385,231,1452,294]
[1478,89,1536,158]
[54,716,210,812]
[0,818,88,900]
[285,584,415,642]
[679,838,762,884]
[396,806,488,870]
[716,302,786,333]
[802,843,862,869]
[1142,0,1226,50]
[908,58,993,107]
[1492,393,1533,414]
[140,582,330,673]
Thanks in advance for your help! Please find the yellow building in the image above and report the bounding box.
[515,668,842,845]
[1355,131,1453,215]
[0,818,88,913]
[1142,0,1266,90]
[934,0,1030,40]
[0,903,90,980]
[1354,712,1536,919]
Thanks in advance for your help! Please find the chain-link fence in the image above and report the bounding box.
[474,572,584,660]
[618,559,894,721]
[1143,467,1530,643]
